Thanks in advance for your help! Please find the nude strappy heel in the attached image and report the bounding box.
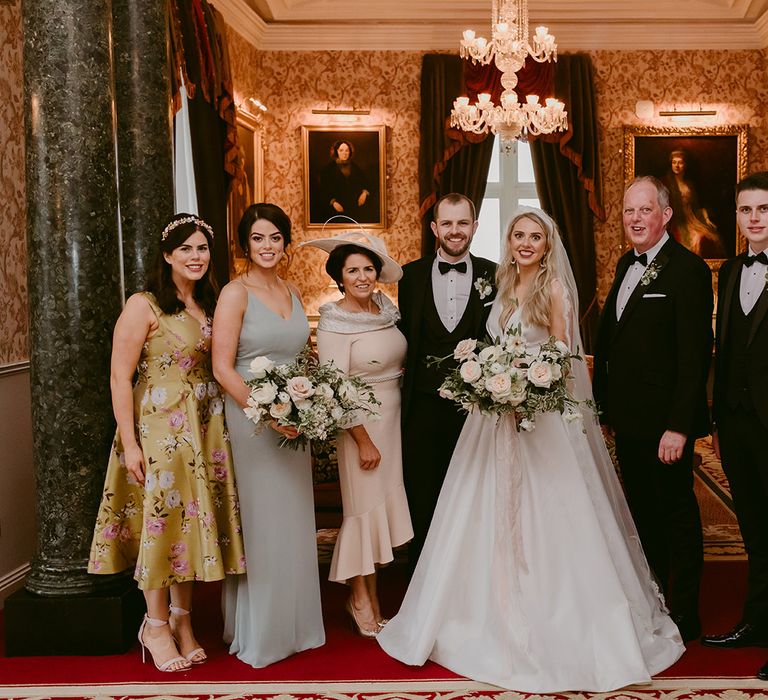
[138,615,190,672]
[169,605,207,664]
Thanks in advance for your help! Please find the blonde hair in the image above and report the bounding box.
[497,212,559,329]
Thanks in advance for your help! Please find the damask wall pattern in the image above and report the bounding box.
[590,49,768,301]
[0,0,28,365]
[226,30,423,314]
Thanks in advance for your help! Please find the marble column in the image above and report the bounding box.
[22,0,122,597]
[112,0,174,295]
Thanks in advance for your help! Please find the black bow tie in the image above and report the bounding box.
[743,251,768,267]
[438,260,468,275]
[633,253,648,267]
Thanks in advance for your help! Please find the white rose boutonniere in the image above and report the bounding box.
[639,260,662,287]
[474,271,493,300]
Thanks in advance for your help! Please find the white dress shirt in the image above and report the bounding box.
[740,246,768,315]
[432,251,473,332]
[615,232,669,320]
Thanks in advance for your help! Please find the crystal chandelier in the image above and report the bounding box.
[450,0,568,150]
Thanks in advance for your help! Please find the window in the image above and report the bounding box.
[472,137,540,262]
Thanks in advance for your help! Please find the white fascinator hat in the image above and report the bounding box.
[300,219,402,284]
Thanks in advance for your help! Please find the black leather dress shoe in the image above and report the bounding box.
[758,659,768,681]
[702,622,768,648]
[672,613,701,642]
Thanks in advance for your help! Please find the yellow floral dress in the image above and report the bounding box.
[88,292,246,589]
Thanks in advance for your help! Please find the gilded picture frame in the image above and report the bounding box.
[623,125,748,272]
[228,108,265,275]
[302,125,387,229]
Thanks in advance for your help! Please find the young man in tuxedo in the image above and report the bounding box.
[593,176,714,641]
[398,193,496,571]
[701,172,768,679]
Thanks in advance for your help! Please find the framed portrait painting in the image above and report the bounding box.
[623,125,748,267]
[302,125,387,229]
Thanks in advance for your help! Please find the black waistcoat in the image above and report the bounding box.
[414,277,481,394]
[724,286,757,411]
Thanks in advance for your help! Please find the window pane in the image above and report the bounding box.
[519,197,540,208]
[473,198,501,262]
[486,135,500,183]
[517,140,536,183]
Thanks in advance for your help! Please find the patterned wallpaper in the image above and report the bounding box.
[0,0,28,364]
[226,30,423,314]
[590,49,768,301]
[3,18,768,359]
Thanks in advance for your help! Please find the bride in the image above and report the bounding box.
[377,207,685,693]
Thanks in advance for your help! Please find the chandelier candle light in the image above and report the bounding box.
[451,0,567,150]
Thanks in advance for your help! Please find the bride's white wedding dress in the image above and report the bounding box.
[377,299,685,693]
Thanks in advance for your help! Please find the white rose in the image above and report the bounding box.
[286,376,315,402]
[453,338,478,361]
[209,397,224,415]
[485,373,512,399]
[519,418,535,432]
[478,345,501,363]
[549,363,562,382]
[527,361,555,388]
[330,406,344,420]
[249,381,278,405]
[438,387,455,400]
[294,398,312,411]
[248,356,275,378]
[554,340,570,355]
[489,361,506,375]
[315,383,334,400]
[269,401,292,419]
[459,360,482,384]
[194,383,207,400]
[207,381,220,397]
[150,386,167,406]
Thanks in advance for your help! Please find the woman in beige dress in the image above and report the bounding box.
[303,232,413,638]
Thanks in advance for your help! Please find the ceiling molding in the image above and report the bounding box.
[210,0,267,47]
[754,9,768,45]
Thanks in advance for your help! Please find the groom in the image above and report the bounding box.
[399,193,497,571]
[593,176,713,641]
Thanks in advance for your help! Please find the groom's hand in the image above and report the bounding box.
[658,430,687,464]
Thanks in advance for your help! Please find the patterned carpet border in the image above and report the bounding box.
[2,678,768,699]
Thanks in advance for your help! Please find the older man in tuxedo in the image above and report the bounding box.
[593,176,714,641]
[702,172,768,678]
[398,193,496,571]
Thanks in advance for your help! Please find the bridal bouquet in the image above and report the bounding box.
[244,348,380,449]
[434,325,590,431]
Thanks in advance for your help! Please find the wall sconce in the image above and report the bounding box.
[239,97,268,122]
[312,106,370,124]
[659,107,717,121]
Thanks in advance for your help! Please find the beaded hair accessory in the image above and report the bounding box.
[161,216,215,241]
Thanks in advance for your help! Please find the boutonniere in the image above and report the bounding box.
[639,260,662,287]
[474,271,493,300]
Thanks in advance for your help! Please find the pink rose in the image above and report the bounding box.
[102,524,120,541]
[178,356,195,370]
[91,560,102,572]
[168,410,185,429]
[146,517,166,535]
[453,338,478,361]
[171,559,189,575]
[214,465,228,482]
[286,376,315,402]
[186,500,199,518]
[202,512,214,528]
[170,541,187,557]
[119,526,132,542]
[211,448,227,464]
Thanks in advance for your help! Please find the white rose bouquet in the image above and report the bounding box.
[243,348,380,449]
[432,325,593,431]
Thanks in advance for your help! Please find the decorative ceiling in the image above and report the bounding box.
[211,0,768,50]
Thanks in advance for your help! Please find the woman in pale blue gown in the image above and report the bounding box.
[212,203,324,667]
[377,207,684,693]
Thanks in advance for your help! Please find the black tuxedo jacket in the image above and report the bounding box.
[713,254,768,431]
[593,237,713,440]
[398,253,497,424]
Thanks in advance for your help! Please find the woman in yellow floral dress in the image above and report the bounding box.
[89,214,245,672]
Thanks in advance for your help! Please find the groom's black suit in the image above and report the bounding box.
[399,253,496,568]
[593,236,713,621]
[712,253,768,628]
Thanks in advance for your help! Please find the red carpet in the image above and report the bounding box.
[1,561,767,690]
